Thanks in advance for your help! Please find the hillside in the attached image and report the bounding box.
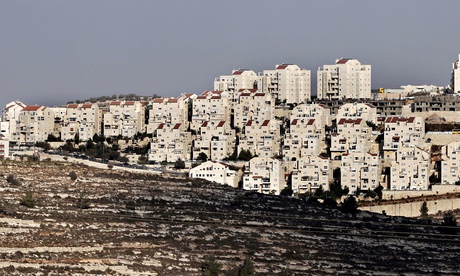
[0,159,459,275]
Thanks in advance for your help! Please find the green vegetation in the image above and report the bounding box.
[420,201,429,218]
[20,190,36,208]
[237,149,253,161]
[69,171,78,181]
[174,158,186,170]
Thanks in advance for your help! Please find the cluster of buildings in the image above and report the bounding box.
[3,55,460,196]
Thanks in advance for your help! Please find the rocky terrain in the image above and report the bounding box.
[0,159,459,275]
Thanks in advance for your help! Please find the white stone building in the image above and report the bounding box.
[291,155,331,195]
[289,103,331,128]
[191,91,230,130]
[214,69,257,92]
[317,58,371,100]
[330,118,372,159]
[1,101,27,141]
[452,54,460,94]
[258,64,311,104]
[441,141,460,185]
[284,118,324,161]
[15,105,55,144]
[192,121,235,161]
[0,134,9,159]
[149,123,192,163]
[389,145,430,191]
[103,101,145,138]
[232,89,275,130]
[60,103,101,142]
[336,102,378,123]
[383,116,425,162]
[147,96,189,134]
[238,119,281,158]
[341,151,381,194]
[243,157,285,195]
[189,160,239,188]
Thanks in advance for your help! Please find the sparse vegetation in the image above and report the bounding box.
[20,190,36,208]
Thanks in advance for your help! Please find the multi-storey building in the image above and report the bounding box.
[103,101,145,138]
[283,118,324,160]
[341,151,381,194]
[317,58,371,100]
[192,120,235,161]
[289,103,331,128]
[147,96,189,134]
[149,123,192,163]
[0,134,9,159]
[389,145,430,190]
[412,95,460,112]
[243,157,285,195]
[441,141,460,185]
[189,160,239,187]
[238,119,281,158]
[15,105,55,144]
[336,102,377,123]
[257,64,311,104]
[214,69,257,92]
[383,117,425,161]
[191,91,230,130]
[60,103,101,142]
[1,101,27,141]
[291,155,331,195]
[232,89,274,130]
[452,54,460,94]
[330,118,372,159]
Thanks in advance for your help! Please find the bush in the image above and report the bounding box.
[6,174,20,186]
[69,171,78,181]
[20,190,36,208]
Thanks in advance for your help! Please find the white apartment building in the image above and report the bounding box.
[257,64,311,104]
[232,89,275,130]
[284,118,324,161]
[189,160,239,188]
[289,103,331,128]
[441,141,460,185]
[1,101,27,141]
[383,117,425,161]
[149,123,192,163]
[192,120,236,161]
[452,54,460,94]
[103,101,145,138]
[330,118,372,159]
[238,119,281,158]
[291,155,331,195]
[15,105,55,144]
[214,69,257,92]
[317,58,371,100]
[390,145,430,191]
[243,157,285,195]
[341,151,381,194]
[147,97,189,134]
[60,103,101,142]
[336,103,377,123]
[0,134,9,159]
[191,91,230,130]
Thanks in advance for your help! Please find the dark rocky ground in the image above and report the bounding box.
[0,159,459,275]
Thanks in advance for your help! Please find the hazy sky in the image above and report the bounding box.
[1,1,459,109]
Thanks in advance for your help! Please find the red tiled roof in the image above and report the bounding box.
[110,101,121,106]
[67,104,78,108]
[276,64,291,70]
[240,92,251,97]
[232,70,244,75]
[392,136,400,140]
[338,118,362,125]
[291,119,298,125]
[246,120,253,127]
[81,104,93,109]
[307,119,315,125]
[217,121,225,127]
[336,59,350,64]
[125,101,135,106]
[201,121,208,128]
[153,98,164,103]
[196,95,207,100]
[157,123,165,130]
[167,98,178,103]
[211,96,222,100]
[22,105,42,111]
[254,93,265,97]
[385,117,415,123]
[261,120,270,127]
[173,123,181,130]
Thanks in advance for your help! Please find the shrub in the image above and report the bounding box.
[6,174,20,186]
[20,190,36,208]
[69,171,78,181]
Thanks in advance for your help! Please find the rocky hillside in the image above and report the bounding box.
[0,159,459,275]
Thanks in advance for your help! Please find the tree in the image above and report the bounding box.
[69,171,78,181]
[280,186,293,196]
[138,155,149,165]
[341,196,358,216]
[74,133,80,145]
[314,185,324,198]
[374,185,384,200]
[329,181,348,200]
[77,189,90,209]
[441,211,458,235]
[197,152,208,162]
[239,257,255,276]
[174,158,186,170]
[201,255,221,276]
[238,149,253,161]
[420,201,429,218]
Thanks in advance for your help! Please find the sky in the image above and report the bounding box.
[1,1,460,109]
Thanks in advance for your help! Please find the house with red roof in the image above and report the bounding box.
[103,101,145,138]
[193,121,235,161]
[242,157,285,195]
[238,119,282,159]
[213,69,257,92]
[291,155,331,195]
[149,123,192,163]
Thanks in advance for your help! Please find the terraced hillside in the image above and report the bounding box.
[0,159,459,275]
